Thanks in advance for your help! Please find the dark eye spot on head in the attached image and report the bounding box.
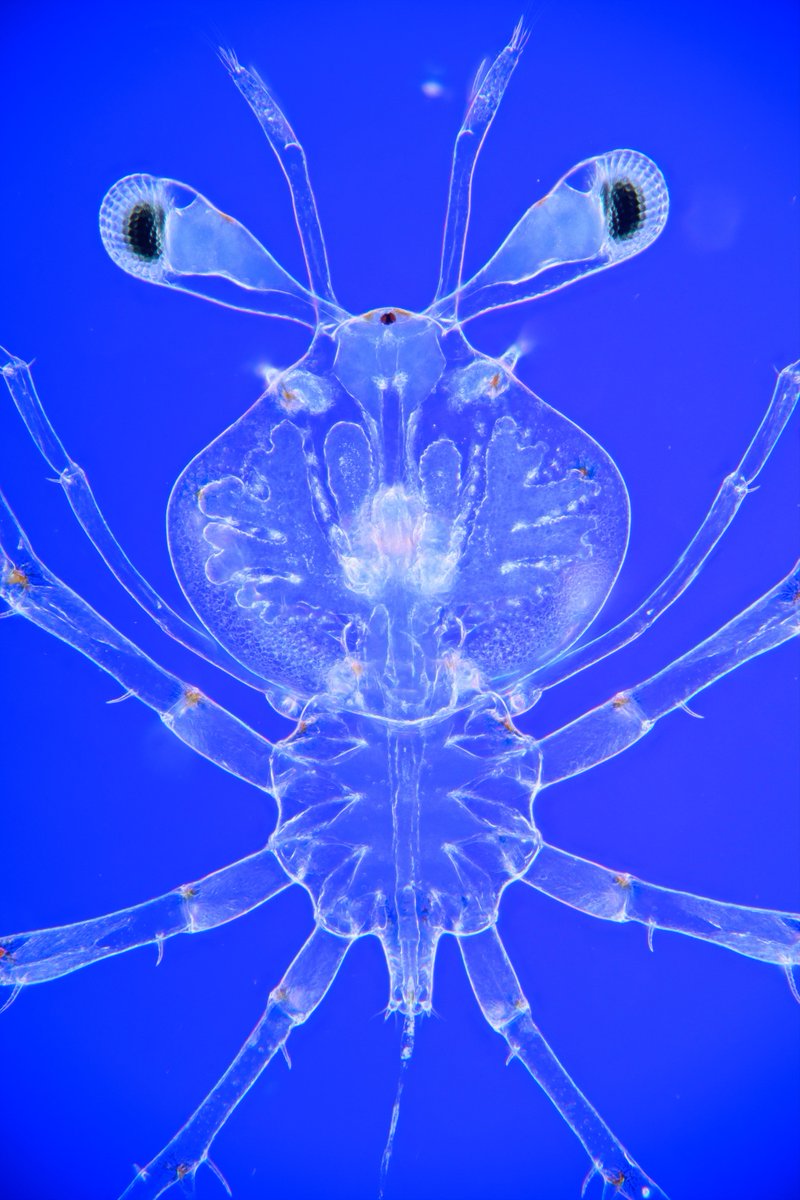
[380,310,397,325]
[124,201,165,261]
[602,179,645,241]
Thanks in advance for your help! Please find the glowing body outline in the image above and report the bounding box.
[1,28,798,1200]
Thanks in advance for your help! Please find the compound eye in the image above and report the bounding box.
[124,200,166,261]
[100,174,175,282]
[591,151,668,261]
[602,178,645,242]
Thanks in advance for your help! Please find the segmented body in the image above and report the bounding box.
[1,17,798,1200]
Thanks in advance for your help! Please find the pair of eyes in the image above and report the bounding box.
[121,177,647,267]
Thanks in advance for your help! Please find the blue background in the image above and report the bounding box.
[1,2,798,1198]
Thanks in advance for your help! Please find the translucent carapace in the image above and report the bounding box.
[1,23,797,1200]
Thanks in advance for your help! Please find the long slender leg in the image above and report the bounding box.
[534,361,800,690]
[524,843,800,972]
[459,927,667,1200]
[0,490,274,789]
[0,848,289,990]
[538,562,799,787]
[0,348,270,692]
[119,926,350,1200]
[434,21,527,308]
[219,51,336,307]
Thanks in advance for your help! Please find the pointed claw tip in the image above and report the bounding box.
[0,983,22,1015]
[205,1156,232,1197]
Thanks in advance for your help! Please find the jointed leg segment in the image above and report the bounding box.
[538,561,799,786]
[0,348,271,691]
[0,488,276,789]
[119,926,350,1200]
[0,847,290,989]
[535,361,800,690]
[525,844,800,975]
[459,926,668,1200]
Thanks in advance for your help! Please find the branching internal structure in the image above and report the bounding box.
[1,27,798,1200]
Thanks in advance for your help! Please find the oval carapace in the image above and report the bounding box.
[167,310,628,718]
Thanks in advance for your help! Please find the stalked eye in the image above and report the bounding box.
[100,174,176,282]
[124,201,165,261]
[602,179,644,241]
[99,173,311,314]
[453,147,669,318]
